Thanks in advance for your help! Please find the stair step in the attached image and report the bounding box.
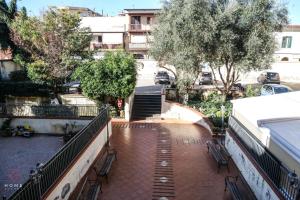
[131,94,162,120]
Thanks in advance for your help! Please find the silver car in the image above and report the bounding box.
[260,84,292,96]
[199,72,213,85]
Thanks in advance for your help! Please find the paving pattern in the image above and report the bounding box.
[152,127,175,200]
[75,122,238,200]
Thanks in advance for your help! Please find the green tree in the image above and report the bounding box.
[151,0,288,98]
[73,51,137,103]
[9,9,92,89]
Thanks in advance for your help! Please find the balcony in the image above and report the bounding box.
[92,43,123,50]
[130,24,142,31]
[128,43,150,50]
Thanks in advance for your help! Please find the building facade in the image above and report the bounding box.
[81,9,160,59]
[80,16,127,58]
[274,25,300,63]
[122,9,159,59]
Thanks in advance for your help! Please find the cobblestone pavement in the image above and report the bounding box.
[76,123,239,200]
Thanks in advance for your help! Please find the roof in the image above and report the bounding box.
[232,91,300,126]
[282,25,300,32]
[259,118,300,164]
[231,91,300,171]
[80,16,126,32]
[122,9,160,15]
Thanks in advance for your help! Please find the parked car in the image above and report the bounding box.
[260,84,292,96]
[257,72,280,84]
[199,72,213,85]
[155,71,170,85]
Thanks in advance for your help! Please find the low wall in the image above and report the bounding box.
[58,94,96,105]
[0,118,92,134]
[225,131,280,200]
[161,99,212,133]
[45,121,112,200]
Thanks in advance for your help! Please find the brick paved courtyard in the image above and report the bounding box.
[75,122,239,200]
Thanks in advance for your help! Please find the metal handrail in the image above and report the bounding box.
[0,103,99,117]
[229,116,297,200]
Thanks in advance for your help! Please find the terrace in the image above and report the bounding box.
[1,103,247,200]
[0,135,63,198]
[70,122,239,200]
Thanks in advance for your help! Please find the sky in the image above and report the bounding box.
[18,0,300,24]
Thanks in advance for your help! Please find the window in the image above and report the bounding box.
[281,36,292,48]
[97,35,102,43]
[147,17,151,25]
[133,54,144,59]
[131,16,141,24]
[281,57,289,61]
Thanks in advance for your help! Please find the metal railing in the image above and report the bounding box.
[228,116,298,200]
[128,43,150,50]
[130,24,142,30]
[0,104,99,118]
[8,106,110,200]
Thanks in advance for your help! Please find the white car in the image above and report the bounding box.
[260,84,292,96]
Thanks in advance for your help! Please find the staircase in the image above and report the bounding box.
[131,94,162,120]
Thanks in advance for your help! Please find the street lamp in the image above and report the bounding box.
[221,105,226,134]
[29,163,44,199]
[288,171,300,199]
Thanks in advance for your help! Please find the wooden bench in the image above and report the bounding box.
[94,148,117,183]
[77,177,102,200]
[225,175,257,200]
[206,139,231,173]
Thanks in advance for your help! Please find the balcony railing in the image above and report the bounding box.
[229,116,298,200]
[0,104,99,118]
[8,105,110,200]
[128,43,150,50]
[130,24,142,31]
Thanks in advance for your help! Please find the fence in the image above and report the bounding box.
[228,116,298,200]
[0,104,99,118]
[8,105,110,200]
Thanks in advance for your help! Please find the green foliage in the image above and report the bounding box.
[0,0,26,53]
[73,51,137,102]
[10,9,92,87]
[244,85,260,97]
[151,0,288,97]
[188,92,232,128]
[0,82,50,97]
[0,118,12,137]
[9,69,28,81]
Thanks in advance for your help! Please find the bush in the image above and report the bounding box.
[9,70,29,81]
[244,85,260,97]
[188,92,232,129]
[0,118,13,137]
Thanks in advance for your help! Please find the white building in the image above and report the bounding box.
[274,25,300,63]
[121,9,160,59]
[226,92,300,200]
[80,9,160,59]
[80,16,127,58]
